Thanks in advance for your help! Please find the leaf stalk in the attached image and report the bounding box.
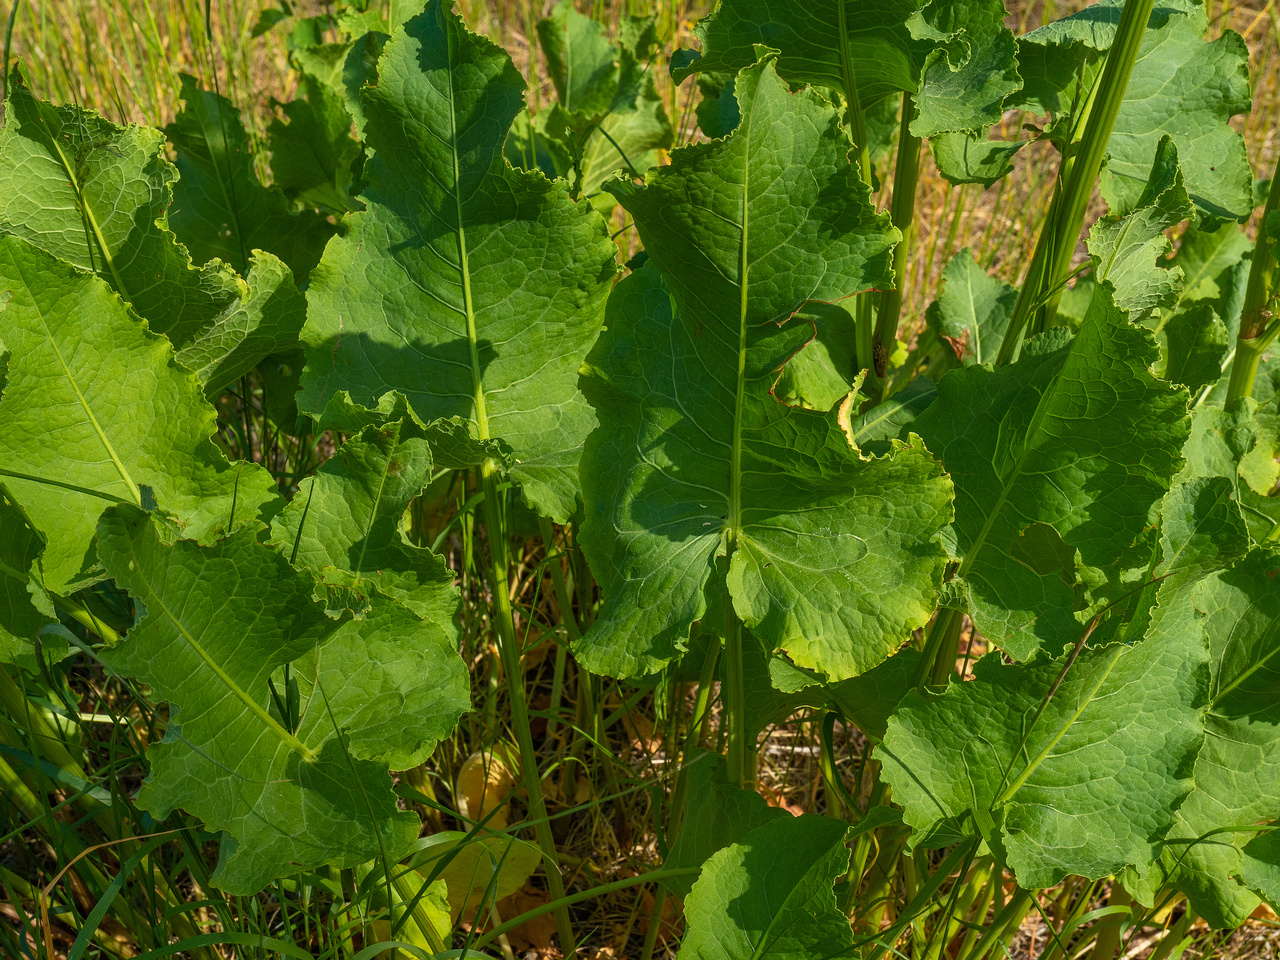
[479,461,576,956]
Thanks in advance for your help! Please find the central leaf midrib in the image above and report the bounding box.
[996,644,1124,805]
[12,256,143,508]
[728,120,751,547]
[957,344,1074,581]
[127,543,317,761]
[42,116,131,301]
[444,23,490,445]
[354,423,401,575]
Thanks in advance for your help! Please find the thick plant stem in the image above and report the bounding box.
[916,606,963,687]
[835,0,872,188]
[996,0,1155,365]
[1224,155,1280,404]
[480,464,576,956]
[723,597,749,787]
[835,0,883,381]
[873,94,922,391]
[640,645,721,960]
[1086,884,1132,960]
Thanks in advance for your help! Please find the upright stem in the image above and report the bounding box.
[480,464,576,956]
[835,0,872,188]
[996,0,1154,365]
[1085,884,1132,960]
[723,596,749,787]
[639,644,721,960]
[1224,154,1280,405]
[836,0,882,383]
[915,606,963,687]
[873,94,922,393]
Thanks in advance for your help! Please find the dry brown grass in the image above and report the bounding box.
[5,0,1276,329]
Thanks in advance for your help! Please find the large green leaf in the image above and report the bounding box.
[1087,136,1193,326]
[167,74,336,282]
[827,643,921,741]
[1151,218,1252,397]
[298,0,617,522]
[0,73,236,334]
[1126,548,1280,926]
[0,235,277,593]
[912,284,1190,659]
[925,248,1016,366]
[575,55,950,681]
[512,8,673,212]
[1173,402,1280,547]
[0,75,308,391]
[98,505,468,893]
[537,0,618,116]
[677,814,856,960]
[674,0,1022,139]
[270,418,456,621]
[1013,0,1252,225]
[881,630,1208,888]
[771,302,859,411]
[174,252,308,396]
[662,750,787,898]
[269,47,363,213]
[0,487,61,673]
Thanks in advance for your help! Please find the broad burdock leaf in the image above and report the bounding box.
[175,253,308,396]
[538,0,618,116]
[827,644,922,741]
[0,72,232,337]
[167,75,336,282]
[926,248,1016,365]
[930,129,1026,187]
[844,377,937,457]
[1013,0,1252,224]
[1124,549,1280,927]
[523,4,673,211]
[912,283,1190,659]
[271,419,457,622]
[0,75,309,391]
[771,301,859,411]
[662,750,787,898]
[0,488,62,672]
[1088,137,1193,326]
[98,506,468,894]
[268,48,363,213]
[575,55,951,681]
[1164,218,1253,315]
[677,814,857,960]
[299,0,617,522]
[0,235,278,593]
[1156,304,1230,395]
[1158,219,1251,400]
[1173,402,1280,547]
[673,0,1022,140]
[881,630,1209,888]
